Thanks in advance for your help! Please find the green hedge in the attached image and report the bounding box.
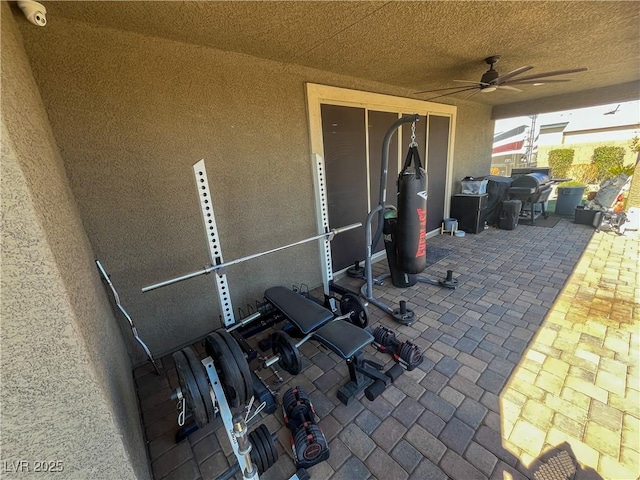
[591,146,625,180]
[548,149,575,178]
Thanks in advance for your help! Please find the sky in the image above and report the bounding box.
[494,99,640,136]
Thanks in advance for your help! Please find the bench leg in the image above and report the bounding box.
[337,354,373,405]
[336,352,391,405]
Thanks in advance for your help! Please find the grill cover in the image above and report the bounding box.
[511,172,551,190]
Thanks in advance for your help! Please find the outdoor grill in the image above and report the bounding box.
[508,172,553,225]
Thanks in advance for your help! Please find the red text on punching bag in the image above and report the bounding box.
[415,208,427,257]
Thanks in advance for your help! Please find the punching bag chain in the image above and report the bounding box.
[409,122,418,147]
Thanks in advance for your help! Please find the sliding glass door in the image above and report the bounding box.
[307,85,456,272]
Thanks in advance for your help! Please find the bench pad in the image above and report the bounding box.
[264,286,334,334]
[314,320,373,359]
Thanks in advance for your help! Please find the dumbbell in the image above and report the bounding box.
[372,325,424,370]
[282,386,330,470]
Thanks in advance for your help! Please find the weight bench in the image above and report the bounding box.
[264,286,402,405]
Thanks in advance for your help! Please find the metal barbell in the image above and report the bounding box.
[142,223,362,292]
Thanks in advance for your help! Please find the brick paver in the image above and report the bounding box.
[134,219,639,479]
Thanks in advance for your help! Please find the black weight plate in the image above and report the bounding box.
[346,266,364,279]
[271,331,302,375]
[216,329,253,405]
[249,428,266,474]
[254,425,270,472]
[258,424,276,472]
[205,333,246,407]
[257,424,276,471]
[173,350,208,428]
[210,331,247,407]
[340,293,368,328]
[182,347,215,424]
[392,308,416,326]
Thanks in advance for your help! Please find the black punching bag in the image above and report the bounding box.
[396,145,428,274]
[383,210,418,288]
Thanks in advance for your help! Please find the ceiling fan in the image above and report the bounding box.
[415,55,588,101]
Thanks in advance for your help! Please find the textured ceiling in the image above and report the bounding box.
[43,1,640,106]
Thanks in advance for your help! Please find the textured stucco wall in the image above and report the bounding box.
[449,101,496,192]
[1,5,149,479]
[17,15,493,360]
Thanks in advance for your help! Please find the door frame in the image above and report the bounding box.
[305,83,457,273]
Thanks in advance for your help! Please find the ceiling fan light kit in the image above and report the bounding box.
[414,55,587,100]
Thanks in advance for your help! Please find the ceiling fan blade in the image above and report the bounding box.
[462,89,481,100]
[497,85,522,92]
[493,65,534,84]
[425,87,478,101]
[507,79,572,85]
[506,67,588,83]
[414,85,478,94]
[453,80,488,86]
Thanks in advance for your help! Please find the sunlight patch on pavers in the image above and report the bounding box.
[500,230,640,477]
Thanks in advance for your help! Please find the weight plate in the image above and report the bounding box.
[256,424,275,472]
[271,331,302,375]
[173,350,208,428]
[216,329,253,406]
[346,264,365,279]
[205,333,246,407]
[391,308,416,326]
[439,277,459,289]
[265,424,279,470]
[340,293,369,328]
[182,347,215,424]
[249,427,267,474]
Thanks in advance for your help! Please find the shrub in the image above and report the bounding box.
[569,163,599,184]
[547,149,575,178]
[591,146,625,180]
[608,162,635,177]
[557,180,586,188]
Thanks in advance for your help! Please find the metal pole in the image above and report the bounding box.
[312,153,336,310]
[202,357,258,479]
[193,159,235,326]
[142,223,361,293]
[227,311,262,333]
[364,205,382,300]
[233,414,257,479]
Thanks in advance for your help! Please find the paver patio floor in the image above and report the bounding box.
[135,216,639,480]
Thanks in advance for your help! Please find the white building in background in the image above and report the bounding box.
[492,100,640,176]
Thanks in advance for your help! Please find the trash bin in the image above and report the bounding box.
[555,186,586,215]
[499,200,522,230]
